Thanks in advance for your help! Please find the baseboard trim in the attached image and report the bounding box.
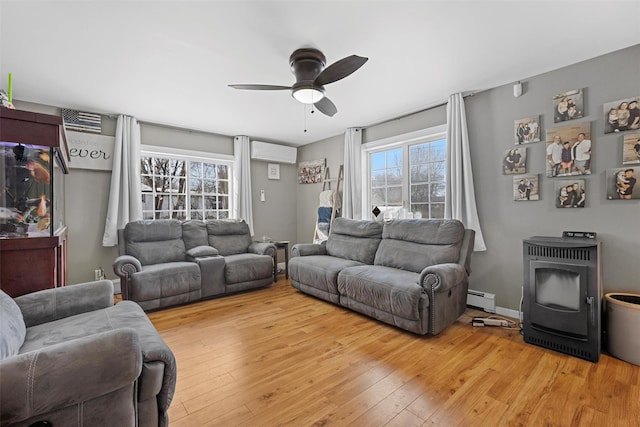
[496,306,520,321]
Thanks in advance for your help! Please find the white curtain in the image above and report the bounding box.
[445,93,487,251]
[342,127,363,219]
[233,135,254,236]
[102,115,143,246]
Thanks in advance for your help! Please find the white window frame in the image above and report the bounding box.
[362,124,447,219]
[140,144,235,220]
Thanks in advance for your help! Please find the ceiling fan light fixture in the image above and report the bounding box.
[292,87,324,104]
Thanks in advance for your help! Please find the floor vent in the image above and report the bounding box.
[467,289,496,313]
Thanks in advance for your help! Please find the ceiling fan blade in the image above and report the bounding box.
[314,97,337,117]
[228,84,291,90]
[314,55,368,86]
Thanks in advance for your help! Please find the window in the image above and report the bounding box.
[140,146,233,220]
[364,125,446,219]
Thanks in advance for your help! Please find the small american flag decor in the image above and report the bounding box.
[62,108,102,133]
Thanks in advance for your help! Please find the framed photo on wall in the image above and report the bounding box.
[514,116,541,144]
[513,175,539,201]
[297,159,325,184]
[622,132,640,165]
[603,96,640,134]
[606,168,638,200]
[555,180,586,208]
[267,163,280,180]
[502,147,527,174]
[545,122,592,177]
[553,88,584,123]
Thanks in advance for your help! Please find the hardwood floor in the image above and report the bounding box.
[146,279,640,426]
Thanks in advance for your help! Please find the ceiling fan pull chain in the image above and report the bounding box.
[304,104,308,133]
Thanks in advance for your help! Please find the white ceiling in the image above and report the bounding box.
[1,1,639,146]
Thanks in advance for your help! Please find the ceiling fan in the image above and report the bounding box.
[229,48,368,117]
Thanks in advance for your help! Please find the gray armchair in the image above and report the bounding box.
[0,280,176,427]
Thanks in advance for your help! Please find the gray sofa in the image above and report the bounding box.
[0,280,176,427]
[113,219,275,311]
[289,218,475,335]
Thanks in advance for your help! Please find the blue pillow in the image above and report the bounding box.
[0,290,26,360]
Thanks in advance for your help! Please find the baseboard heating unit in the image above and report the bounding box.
[467,289,496,313]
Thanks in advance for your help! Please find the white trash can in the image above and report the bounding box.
[605,293,640,366]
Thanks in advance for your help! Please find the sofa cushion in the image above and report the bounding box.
[374,219,464,273]
[0,290,26,361]
[181,219,209,250]
[206,220,253,256]
[289,255,363,297]
[223,253,273,284]
[325,218,383,264]
[338,265,423,321]
[130,262,201,302]
[124,220,186,265]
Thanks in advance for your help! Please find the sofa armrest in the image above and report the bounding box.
[249,242,276,257]
[14,280,115,328]
[117,301,177,416]
[186,245,219,262]
[113,254,143,277]
[420,263,469,335]
[0,328,142,426]
[419,263,468,293]
[291,243,327,257]
[113,255,143,300]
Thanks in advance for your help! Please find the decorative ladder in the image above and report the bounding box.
[313,165,343,243]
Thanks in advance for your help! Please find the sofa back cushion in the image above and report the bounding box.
[181,219,209,250]
[124,220,186,265]
[326,218,383,264]
[374,219,465,273]
[0,290,26,361]
[206,219,253,256]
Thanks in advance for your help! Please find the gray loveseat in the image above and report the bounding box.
[113,219,275,311]
[289,218,475,335]
[0,280,176,427]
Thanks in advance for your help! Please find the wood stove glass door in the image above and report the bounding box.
[528,261,589,337]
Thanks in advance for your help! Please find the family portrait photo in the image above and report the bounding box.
[622,132,640,165]
[553,89,584,123]
[502,147,527,174]
[513,175,539,201]
[297,159,325,184]
[514,116,541,144]
[545,122,592,177]
[606,168,638,200]
[555,180,586,208]
[603,96,640,134]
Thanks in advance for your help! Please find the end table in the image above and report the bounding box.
[273,241,289,281]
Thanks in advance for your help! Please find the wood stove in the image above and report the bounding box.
[523,236,602,362]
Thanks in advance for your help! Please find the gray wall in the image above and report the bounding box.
[467,44,640,310]
[296,44,640,310]
[12,101,297,284]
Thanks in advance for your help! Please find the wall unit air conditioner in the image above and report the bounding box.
[251,141,297,164]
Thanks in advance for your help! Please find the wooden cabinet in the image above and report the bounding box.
[0,227,67,297]
[0,109,69,297]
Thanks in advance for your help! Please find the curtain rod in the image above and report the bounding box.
[362,92,475,130]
